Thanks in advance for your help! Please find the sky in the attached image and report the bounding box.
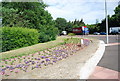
[43,0,119,24]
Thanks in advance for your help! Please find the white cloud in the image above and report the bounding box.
[43,0,119,24]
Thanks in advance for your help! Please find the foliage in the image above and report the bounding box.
[99,5,120,32]
[2,2,46,28]
[85,5,120,33]
[55,18,86,34]
[2,27,39,52]
[55,18,67,34]
[2,2,58,43]
[68,33,75,36]
[67,19,85,33]
[63,38,81,45]
[72,19,85,28]
[65,21,73,33]
[39,25,58,42]
[86,24,100,34]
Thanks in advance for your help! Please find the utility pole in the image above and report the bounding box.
[105,0,109,44]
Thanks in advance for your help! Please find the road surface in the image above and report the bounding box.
[87,35,119,71]
[86,35,119,79]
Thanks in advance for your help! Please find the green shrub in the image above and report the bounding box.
[2,2,58,43]
[63,38,80,44]
[38,26,58,43]
[68,33,75,36]
[2,27,39,52]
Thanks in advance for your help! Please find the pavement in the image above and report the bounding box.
[85,35,120,80]
[89,66,119,79]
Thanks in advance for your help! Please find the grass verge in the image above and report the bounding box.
[0,36,81,60]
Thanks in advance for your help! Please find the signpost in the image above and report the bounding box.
[81,38,84,48]
[81,38,84,45]
[82,26,84,37]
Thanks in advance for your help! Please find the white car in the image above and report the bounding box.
[93,32,100,35]
[61,31,67,35]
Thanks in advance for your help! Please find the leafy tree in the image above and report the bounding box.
[79,18,85,26]
[2,2,50,28]
[65,21,73,33]
[72,19,85,28]
[99,5,120,32]
[86,24,98,34]
[112,5,120,26]
[73,19,77,25]
[2,2,58,42]
[96,19,99,24]
[55,18,67,34]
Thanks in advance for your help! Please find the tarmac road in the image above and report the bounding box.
[86,35,119,72]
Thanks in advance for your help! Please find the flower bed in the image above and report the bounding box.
[1,38,90,78]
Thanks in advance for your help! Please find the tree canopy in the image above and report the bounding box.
[2,2,58,42]
[99,5,120,32]
[55,18,67,34]
[87,5,120,33]
[55,18,86,34]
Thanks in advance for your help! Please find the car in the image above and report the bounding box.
[93,32,100,35]
[60,31,67,35]
[100,32,106,35]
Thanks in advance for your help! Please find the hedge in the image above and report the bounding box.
[38,25,58,43]
[68,33,75,36]
[2,27,39,52]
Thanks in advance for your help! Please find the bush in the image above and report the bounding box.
[2,27,39,52]
[68,33,75,36]
[38,26,58,43]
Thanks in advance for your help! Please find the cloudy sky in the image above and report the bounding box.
[43,0,119,24]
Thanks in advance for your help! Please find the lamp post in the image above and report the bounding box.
[105,0,109,44]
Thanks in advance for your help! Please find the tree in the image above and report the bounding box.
[96,19,99,24]
[112,5,120,26]
[79,18,85,26]
[2,2,50,28]
[55,18,67,34]
[86,24,98,34]
[99,5,120,32]
[2,2,58,42]
[65,21,73,33]
[72,18,85,28]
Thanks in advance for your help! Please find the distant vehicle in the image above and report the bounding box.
[93,32,100,35]
[60,31,67,35]
[100,32,106,35]
[109,27,120,35]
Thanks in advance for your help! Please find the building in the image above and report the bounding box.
[109,27,120,34]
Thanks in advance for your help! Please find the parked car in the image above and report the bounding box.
[100,32,106,35]
[60,31,67,35]
[93,32,100,35]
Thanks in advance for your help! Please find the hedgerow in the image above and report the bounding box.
[2,27,39,52]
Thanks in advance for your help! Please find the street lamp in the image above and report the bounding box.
[105,0,109,44]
